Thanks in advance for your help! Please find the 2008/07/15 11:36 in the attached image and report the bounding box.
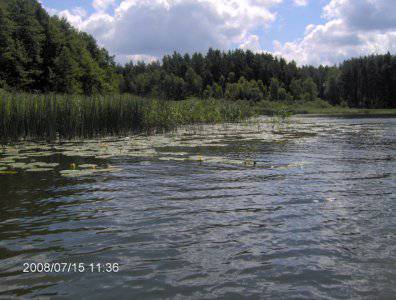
[22,262,120,273]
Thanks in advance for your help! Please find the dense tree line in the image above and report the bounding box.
[0,0,395,108]
[117,50,395,108]
[0,0,118,94]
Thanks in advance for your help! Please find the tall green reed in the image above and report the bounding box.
[0,92,256,141]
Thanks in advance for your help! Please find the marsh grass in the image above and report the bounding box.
[1,91,394,142]
[270,106,292,133]
[0,92,256,141]
[257,99,396,116]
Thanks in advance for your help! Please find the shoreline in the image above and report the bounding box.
[0,92,395,142]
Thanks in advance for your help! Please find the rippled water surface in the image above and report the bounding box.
[0,116,395,299]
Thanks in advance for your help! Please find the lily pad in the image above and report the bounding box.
[8,162,30,169]
[0,170,18,175]
[60,166,121,178]
[26,168,54,172]
[79,164,98,169]
[60,169,95,178]
[30,162,59,168]
[3,155,28,160]
[0,158,15,164]
[158,157,186,162]
[24,151,54,157]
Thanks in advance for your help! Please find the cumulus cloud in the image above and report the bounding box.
[293,0,308,7]
[274,0,396,65]
[239,34,262,52]
[92,0,116,11]
[53,0,282,63]
[57,7,87,27]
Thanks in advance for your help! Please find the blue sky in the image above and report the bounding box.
[40,0,396,65]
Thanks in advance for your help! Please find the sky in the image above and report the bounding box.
[40,0,396,66]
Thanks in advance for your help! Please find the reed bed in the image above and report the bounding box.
[0,92,256,141]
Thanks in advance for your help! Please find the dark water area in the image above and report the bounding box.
[0,117,395,299]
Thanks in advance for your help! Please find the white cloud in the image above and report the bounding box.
[92,0,116,11]
[239,34,262,52]
[51,0,282,63]
[274,0,396,65]
[57,7,87,28]
[122,54,160,64]
[293,0,308,6]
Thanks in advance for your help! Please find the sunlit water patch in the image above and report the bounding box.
[0,116,395,299]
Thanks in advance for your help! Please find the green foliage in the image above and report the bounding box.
[0,0,117,94]
[185,67,203,96]
[161,74,186,100]
[289,79,303,100]
[324,68,341,105]
[269,78,281,101]
[302,77,318,101]
[0,92,256,140]
[224,77,266,101]
[278,87,293,102]
[0,0,395,109]
[211,82,223,99]
[119,51,396,108]
[339,53,396,108]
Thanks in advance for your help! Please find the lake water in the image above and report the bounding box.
[0,116,395,299]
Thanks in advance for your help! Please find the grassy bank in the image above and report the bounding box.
[256,99,396,116]
[1,92,395,141]
[0,93,256,141]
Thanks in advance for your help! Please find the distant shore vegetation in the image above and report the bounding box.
[1,91,395,141]
[1,0,396,110]
[0,0,395,141]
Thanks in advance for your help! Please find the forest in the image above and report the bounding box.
[0,0,395,109]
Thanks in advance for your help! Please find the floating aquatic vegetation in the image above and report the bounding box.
[8,162,31,170]
[0,158,15,164]
[3,155,29,160]
[24,152,54,157]
[0,170,18,175]
[95,155,114,159]
[62,150,96,157]
[270,162,307,170]
[60,166,121,178]
[159,152,189,156]
[30,162,59,168]
[0,116,323,177]
[79,164,97,169]
[95,167,122,174]
[0,161,59,172]
[187,155,244,165]
[26,168,54,172]
[158,157,186,162]
[60,169,96,178]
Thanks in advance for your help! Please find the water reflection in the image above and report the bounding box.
[0,117,395,299]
